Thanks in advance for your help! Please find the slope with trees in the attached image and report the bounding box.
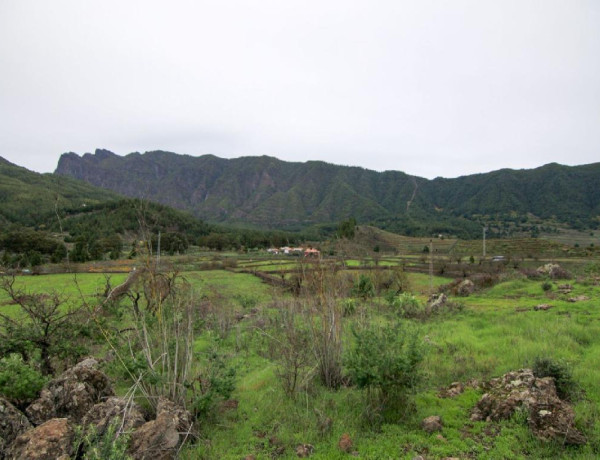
[56,150,600,236]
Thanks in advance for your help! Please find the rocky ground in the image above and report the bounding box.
[0,358,192,460]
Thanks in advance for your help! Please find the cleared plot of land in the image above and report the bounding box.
[183,270,275,304]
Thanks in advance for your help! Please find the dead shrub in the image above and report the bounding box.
[372,267,410,294]
[268,300,315,399]
[297,261,345,389]
[521,268,544,280]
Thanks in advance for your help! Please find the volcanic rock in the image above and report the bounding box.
[26,358,114,426]
[7,418,73,460]
[0,396,32,459]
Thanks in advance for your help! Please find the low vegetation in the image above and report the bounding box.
[1,240,600,458]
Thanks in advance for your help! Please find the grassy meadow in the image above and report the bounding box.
[1,252,600,459]
[180,269,600,459]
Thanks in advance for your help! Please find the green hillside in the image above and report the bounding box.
[0,157,306,267]
[423,162,600,228]
[0,156,120,227]
[55,150,600,236]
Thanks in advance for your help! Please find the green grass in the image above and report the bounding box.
[183,270,275,304]
[343,259,400,268]
[179,270,600,459]
[0,273,127,316]
[408,273,452,294]
[246,263,300,272]
[4,261,600,458]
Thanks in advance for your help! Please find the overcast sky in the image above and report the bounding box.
[1,1,599,179]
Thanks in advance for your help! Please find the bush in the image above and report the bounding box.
[375,268,410,294]
[444,299,465,313]
[541,281,553,292]
[549,266,571,280]
[531,356,580,401]
[235,294,259,310]
[270,302,314,399]
[189,349,236,418]
[390,293,423,318]
[341,298,357,317]
[0,354,47,405]
[304,264,345,389]
[352,274,375,299]
[536,263,571,280]
[345,321,424,424]
[104,267,199,416]
[0,275,90,375]
[384,289,396,306]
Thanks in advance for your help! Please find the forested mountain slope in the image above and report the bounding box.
[0,156,120,227]
[55,149,600,235]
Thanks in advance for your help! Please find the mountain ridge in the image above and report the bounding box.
[55,149,600,235]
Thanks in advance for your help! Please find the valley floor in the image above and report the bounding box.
[1,255,599,459]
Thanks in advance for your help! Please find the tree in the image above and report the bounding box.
[0,275,89,375]
[337,217,357,239]
[99,235,123,260]
[152,232,188,255]
[70,234,92,262]
[345,321,424,424]
[50,243,67,263]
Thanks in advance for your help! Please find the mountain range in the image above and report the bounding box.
[55,149,600,236]
[0,156,301,264]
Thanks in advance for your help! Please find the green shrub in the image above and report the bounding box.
[0,354,47,404]
[471,273,499,288]
[541,281,552,292]
[345,321,424,424]
[341,298,357,317]
[235,294,258,310]
[73,418,131,460]
[531,356,579,401]
[189,350,236,418]
[352,274,375,299]
[376,268,410,294]
[521,268,543,280]
[384,289,397,306]
[390,293,423,318]
[105,350,152,383]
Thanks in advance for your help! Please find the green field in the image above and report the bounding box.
[178,270,600,459]
[2,257,600,459]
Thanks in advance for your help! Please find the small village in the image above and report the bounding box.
[267,246,321,257]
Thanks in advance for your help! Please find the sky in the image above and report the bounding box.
[1,1,599,179]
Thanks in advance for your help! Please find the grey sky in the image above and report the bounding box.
[1,1,599,179]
